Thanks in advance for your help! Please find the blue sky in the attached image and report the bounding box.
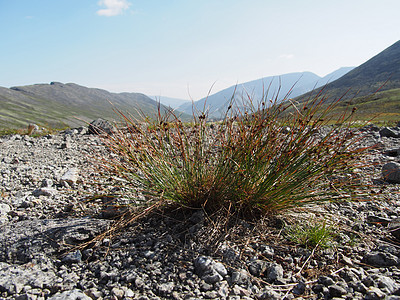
[0,0,399,100]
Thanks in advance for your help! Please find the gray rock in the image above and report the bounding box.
[217,280,229,298]
[64,129,78,135]
[158,282,175,295]
[134,277,145,290]
[213,262,227,277]
[384,148,400,157]
[363,275,376,287]
[200,281,213,291]
[231,269,250,285]
[365,286,386,300]
[0,203,10,224]
[62,250,82,264]
[257,287,282,300]
[124,288,135,298]
[353,281,368,293]
[292,281,306,295]
[266,263,283,282]
[364,251,400,267]
[194,256,213,275]
[194,256,227,284]
[339,268,359,282]
[382,162,400,183]
[32,187,57,197]
[204,291,218,298]
[84,288,103,299]
[388,218,400,240]
[60,168,79,185]
[221,246,240,264]
[312,283,325,293]
[2,157,13,164]
[60,141,71,149]
[48,289,91,300]
[329,284,347,297]
[232,284,251,297]
[76,127,88,135]
[341,255,354,266]
[111,287,125,299]
[88,118,113,135]
[380,127,399,138]
[260,245,274,258]
[41,178,53,188]
[0,262,57,295]
[377,275,398,293]
[319,276,335,286]
[0,218,111,263]
[203,273,223,284]
[247,259,268,277]
[363,124,380,132]
[0,203,11,216]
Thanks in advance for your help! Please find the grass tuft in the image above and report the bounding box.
[287,220,336,249]
[97,91,371,218]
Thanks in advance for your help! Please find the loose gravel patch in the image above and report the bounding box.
[0,125,400,299]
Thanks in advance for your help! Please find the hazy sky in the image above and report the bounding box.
[1,0,399,100]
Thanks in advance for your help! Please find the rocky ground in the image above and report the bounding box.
[0,124,400,300]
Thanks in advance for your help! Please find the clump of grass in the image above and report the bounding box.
[0,124,69,137]
[97,91,370,217]
[0,128,25,137]
[287,220,336,249]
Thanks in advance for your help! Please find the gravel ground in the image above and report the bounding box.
[0,124,400,300]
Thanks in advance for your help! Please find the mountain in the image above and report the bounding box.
[178,68,354,118]
[317,67,355,87]
[150,96,190,109]
[0,82,169,129]
[300,40,400,101]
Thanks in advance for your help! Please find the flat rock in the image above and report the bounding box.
[48,289,92,300]
[389,218,400,240]
[364,251,400,267]
[88,118,113,135]
[60,168,79,185]
[0,218,111,263]
[0,262,57,295]
[380,127,399,138]
[32,187,57,197]
[382,162,400,183]
[194,256,227,284]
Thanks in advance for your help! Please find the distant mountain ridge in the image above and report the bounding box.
[0,82,168,128]
[298,40,400,102]
[178,67,354,118]
[150,95,190,109]
[3,40,399,129]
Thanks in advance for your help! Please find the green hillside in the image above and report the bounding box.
[0,82,176,129]
[326,88,400,125]
[296,40,400,103]
[290,40,400,124]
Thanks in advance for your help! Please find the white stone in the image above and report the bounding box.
[60,168,79,184]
